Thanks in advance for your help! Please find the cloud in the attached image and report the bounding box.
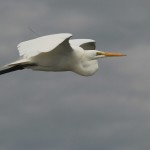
[0,0,150,150]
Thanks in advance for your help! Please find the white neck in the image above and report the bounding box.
[73,55,99,76]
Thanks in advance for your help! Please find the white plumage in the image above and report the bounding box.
[0,33,126,76]
[18,33,72,58]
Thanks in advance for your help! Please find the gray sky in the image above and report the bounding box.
[0,0,150,150]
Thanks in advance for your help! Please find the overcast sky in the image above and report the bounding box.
[0,0,150,150]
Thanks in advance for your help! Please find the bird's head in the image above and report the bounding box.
[74,49,126,76]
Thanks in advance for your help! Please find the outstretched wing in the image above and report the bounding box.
[18,33,73,58]
[69,39,96,50]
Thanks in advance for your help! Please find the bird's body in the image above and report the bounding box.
[0,33,125,76]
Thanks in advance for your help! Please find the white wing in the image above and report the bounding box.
[69,39,96,50]
[17,33,72,58]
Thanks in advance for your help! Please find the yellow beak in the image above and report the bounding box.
[97,51,126,57]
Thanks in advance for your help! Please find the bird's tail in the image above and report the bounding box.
[0,59,36,75]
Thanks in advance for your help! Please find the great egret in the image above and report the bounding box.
[0,33,126,76]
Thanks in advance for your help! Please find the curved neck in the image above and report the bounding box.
[73,59,99,76]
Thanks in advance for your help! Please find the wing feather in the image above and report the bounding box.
[69,39,96,50]
[18,33,72,58]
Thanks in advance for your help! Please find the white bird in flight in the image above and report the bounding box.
[0,33,126,76]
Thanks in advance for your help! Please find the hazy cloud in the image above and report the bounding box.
[0,0,150,150]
